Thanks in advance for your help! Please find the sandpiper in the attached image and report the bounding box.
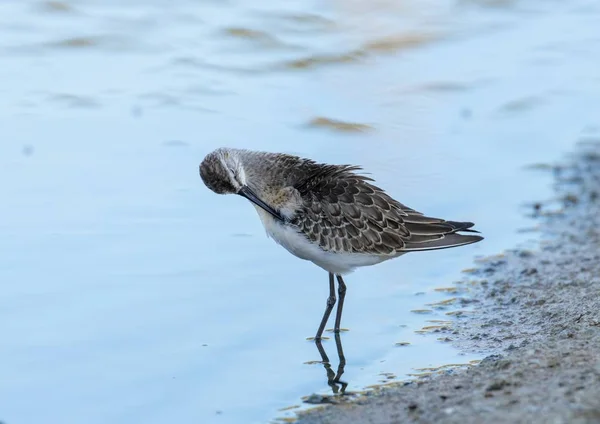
[199,148,483,340]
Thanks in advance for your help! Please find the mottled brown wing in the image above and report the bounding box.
[291,164,481,254]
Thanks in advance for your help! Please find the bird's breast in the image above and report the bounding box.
[253,206,321,261]
[252,205,400,274]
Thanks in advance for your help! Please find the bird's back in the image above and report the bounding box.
[277,157,482,256]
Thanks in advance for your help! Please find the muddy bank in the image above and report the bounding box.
[296,143,600,424]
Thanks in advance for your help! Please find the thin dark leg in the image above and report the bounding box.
[333,275,347,333]
[315,273,336,340]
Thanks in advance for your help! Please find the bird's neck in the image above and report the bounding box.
[236,152,303,221]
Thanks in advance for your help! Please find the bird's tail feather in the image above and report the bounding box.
[403,233,483,252]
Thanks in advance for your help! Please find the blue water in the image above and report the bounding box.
[1,0,600,423]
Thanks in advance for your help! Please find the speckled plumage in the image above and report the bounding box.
[199,147,483,339]
[200,148,481,259]
[289,161,480,256]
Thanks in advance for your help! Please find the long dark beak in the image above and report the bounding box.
[237,186,282,221]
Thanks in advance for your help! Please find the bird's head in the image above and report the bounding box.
[199,148,245,195]
[199,148,283,220]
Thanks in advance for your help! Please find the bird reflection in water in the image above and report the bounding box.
[313,333,347,394]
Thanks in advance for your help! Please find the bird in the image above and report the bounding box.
[199,148,483,340]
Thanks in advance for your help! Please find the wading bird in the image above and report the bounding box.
[200,148,482,340]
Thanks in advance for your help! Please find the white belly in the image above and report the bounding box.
[253,207,402,275]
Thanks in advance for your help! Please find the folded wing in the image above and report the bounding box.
[291,164,483,254]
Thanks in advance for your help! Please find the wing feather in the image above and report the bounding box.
[290,162,482,254]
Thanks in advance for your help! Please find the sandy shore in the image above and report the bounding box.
[296,143,600,424]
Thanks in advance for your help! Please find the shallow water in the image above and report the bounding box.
[1,0,599,423]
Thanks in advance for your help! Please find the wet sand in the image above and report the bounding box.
[296,142,600,423]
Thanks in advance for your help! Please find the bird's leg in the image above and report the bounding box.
[315,273,336,340]
[333,275,347,333]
